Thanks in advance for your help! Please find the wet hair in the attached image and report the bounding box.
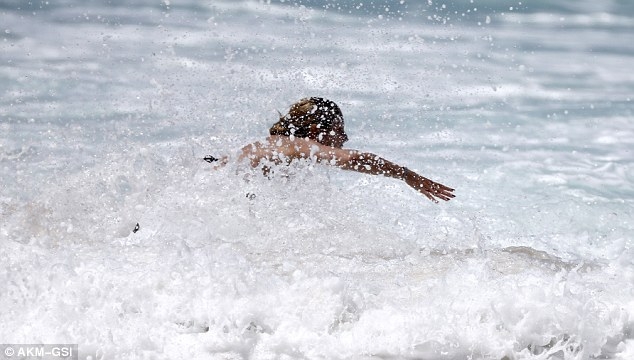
[269,97,344,138]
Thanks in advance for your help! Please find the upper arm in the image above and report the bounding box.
[290,140,355,165]
[238,137,325,167]
[277,139,390,176]
[238,137,396,177]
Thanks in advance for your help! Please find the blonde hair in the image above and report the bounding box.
[269,97,344,138]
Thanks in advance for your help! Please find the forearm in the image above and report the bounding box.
[338,151,407,179]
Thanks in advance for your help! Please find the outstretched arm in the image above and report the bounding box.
[238,136,454,203]
[324,148,455,203]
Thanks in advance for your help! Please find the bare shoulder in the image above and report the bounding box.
[284,136,356,163]
[241,135,354,165]
[265,136,322,157]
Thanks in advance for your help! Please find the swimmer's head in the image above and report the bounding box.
[269,97,348,148]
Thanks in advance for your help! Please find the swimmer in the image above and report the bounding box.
[210,97,454,203]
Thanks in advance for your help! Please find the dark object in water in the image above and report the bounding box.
[203,155,219,163]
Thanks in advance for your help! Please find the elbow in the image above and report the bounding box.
[239,144,263,168]
[244,153,262,168]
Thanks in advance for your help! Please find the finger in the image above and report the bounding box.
[433,193,450,201]
[430,186,451,196]
[434,188,454,197]
[437,184,454,192]
[435,191,456,201]
[422,191,438,203]
[440,193,455,200]
[428,182,452,193]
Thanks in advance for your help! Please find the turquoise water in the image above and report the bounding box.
[1,1,633,359]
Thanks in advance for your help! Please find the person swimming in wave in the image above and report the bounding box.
[208,97,454,203]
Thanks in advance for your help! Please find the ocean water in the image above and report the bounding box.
[1,0,633,359]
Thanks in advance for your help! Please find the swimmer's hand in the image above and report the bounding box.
[403,168,455,203]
